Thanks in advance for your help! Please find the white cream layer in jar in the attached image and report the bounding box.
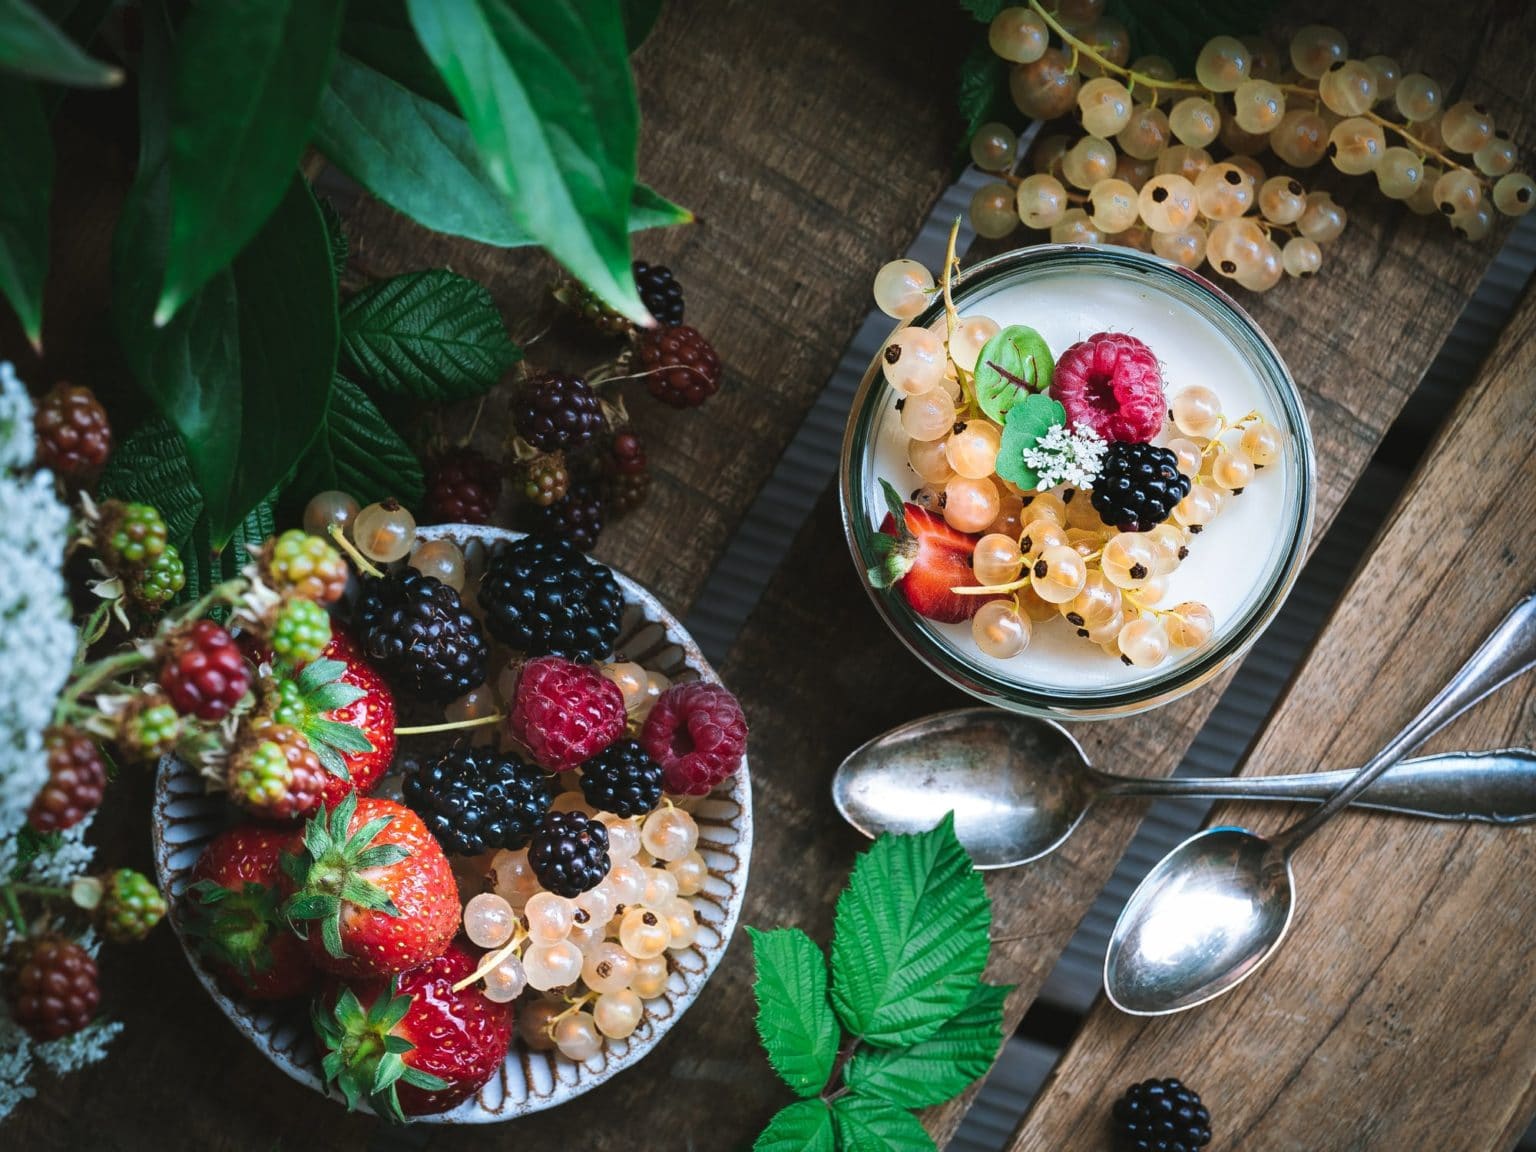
[866,267,1295,692]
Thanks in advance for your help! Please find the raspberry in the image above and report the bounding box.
[478,535,623,662]
[3,935,99,1041]
[637,325,721,408]
[553,277,631,336]
[1049,331,1165,444]
[1091,442,1192,532]
[33,383,111,484]
[128,543,185,610]
[514,370,605,453]
[527,810,611,897]
[507,656,626,771]
[118,693,181,761]
[272,597,333,667]
[162,620,251,720]
[354,570,489,702]
[633,261,685,327]
[579,738,663,817]
[640,682,748,796]
[100,868,168,942]
[425,450,502,525]
[228,720,326,820]
[1113,1078,1212,1152]
[101,501,167,567]
[532,480,605,552]
[403,748,553,855]
[27,728,107,832]
[521,452,570,508]
[269,529,348,604]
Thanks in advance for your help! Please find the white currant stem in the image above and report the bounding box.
[395,713,503,736]
[326,523,385,579]
[451,927,527,993]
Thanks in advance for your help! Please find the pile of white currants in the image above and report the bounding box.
[967,1,1532,290]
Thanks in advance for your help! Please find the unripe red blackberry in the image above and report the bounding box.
[34,383,112,483]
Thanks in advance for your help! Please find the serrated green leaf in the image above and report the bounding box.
[756,1100,835,1152]
[994,394,1067,492]
[98,419,204,544]
[621,0,662,50]
[295,374,424,510]
[307,682,367,713]
[0,77,50,347]
[155,0,344,323]
[307,718,375,754]
[316,192,349,280]
[747,927,839,1098]
[830,815,990,1048]
[313,742,346,779]
[340,270,520,400]
[832,1095,936,1152]
[406,0,648,323]
[973,325,1054,423]
[0,0,120,86]
[844,983,1010,1108]
[297,657,347,694]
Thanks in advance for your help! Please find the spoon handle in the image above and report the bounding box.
[1098,749,1536,822]
[1275,591,1536,853]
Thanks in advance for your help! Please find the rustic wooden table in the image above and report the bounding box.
[10,0,1536,1149]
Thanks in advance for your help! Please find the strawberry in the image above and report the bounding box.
[183,825,316,1001]
[867,479,994,623]
[313,942,511,1121]
[281,794,458,978]
[267,628,396,809]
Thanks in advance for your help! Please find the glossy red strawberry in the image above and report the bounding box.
[868,479,994,623]
[282,794,458,978]
[314,942,511,1120]
[268,628,396,809]
[183,824,316,1000]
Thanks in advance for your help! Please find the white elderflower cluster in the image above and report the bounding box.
[1022,421,1108,490]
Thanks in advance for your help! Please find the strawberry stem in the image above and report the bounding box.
[395,713,503,737]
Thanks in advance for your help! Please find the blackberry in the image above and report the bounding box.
[425,450,501,525]
[637,325,721,408]
[527,810,611,897]
[477,535,623,662]
[553,277,631,336]
[521,452,570,508]
[1091,442,1191,532]
[403,748,553,855]
[33,383,112,484]
[128,544,185,610]
[4,935,99,1041]
[354,570,489,702]
[1113,1078,1212,1152]
[514,370,604,453]
[532,480,605,552]
[633,260,685,327]
[101,501,168,567]
[605,470,651,517]
[580,739,664,817]
[28,728,107,833]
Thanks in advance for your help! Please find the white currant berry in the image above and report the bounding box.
[463,892,516,949]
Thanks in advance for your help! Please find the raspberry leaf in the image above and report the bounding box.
[995,394,1068,492]
[974,325,1055,423]
[747,927,839,1098]
[829,814,990,1048]
[754,1100,835,1152]
[295,374,424,511]
[831,1094,936,1152]
[340,270,522,401]
[98,420,204,545]
[843,982,1011,1109]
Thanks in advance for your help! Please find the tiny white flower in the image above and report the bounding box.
[1022,423,1109,490]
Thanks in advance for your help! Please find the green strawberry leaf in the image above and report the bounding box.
[294,374,424,510]
[844,982,1011,1109]
[832,1095,936,1152]
[994,394,1067,492]
[866,479,917,591]
[830,814,990,1048]
[297,658,348,694]
[0,77,50,347]
[973,325,1054,423]
[339,269,521,401]
[307,682,367,713]
[755,1100,835,1152]
[0,0,121,86]
[308,718,375,755]
[747,926,839,1099]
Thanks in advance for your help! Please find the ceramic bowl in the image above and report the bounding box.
[152,525,753,1122]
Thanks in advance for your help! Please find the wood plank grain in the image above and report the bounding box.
[1011,261,1536,1152]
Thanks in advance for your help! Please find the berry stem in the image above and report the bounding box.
[3,886,28,934]
[326,523,385,579]
[451,927,526,993]
[952,574,1034,596]
[74,601,112,663]
[55,647,154,724]
[395,713,504,736]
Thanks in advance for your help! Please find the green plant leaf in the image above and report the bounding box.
[181,492,276,601]
[958,0,1005,21]
[831,1095,936,1152]
[405,0,648,323]
[844,983,1010,1109]
[97,418,205,543]
[339,0,455,108]
[973,325,1053,423]
[296,374,424,510]
[0,0,120,86]
[755,1100,835,1152]
[340,270,520,400]
[994,393,1067,492]
[747,927,839,1099]
[830,814,990,1049]
[621,0,662,50]
[155,0,344,324]
[0,76,50,347]
[315,53,689,250]
[956,38,1009,169]
[1107,0,1281,74]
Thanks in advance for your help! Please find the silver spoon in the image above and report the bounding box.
[1105,590,1536,1016]
[832,707,1536,869]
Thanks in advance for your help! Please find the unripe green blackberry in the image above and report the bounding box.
[129,544,185,610]
[272,598,333,666]
[101,501,168,567]
[101,869,168,942]
[269,530,348,603]
[120,694,181,760]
